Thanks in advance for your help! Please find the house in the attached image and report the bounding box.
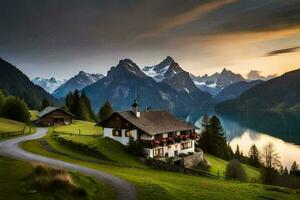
[36,106,75,127]
[97,100,198,158]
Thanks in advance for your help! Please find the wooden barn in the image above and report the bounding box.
[36,106,74,127]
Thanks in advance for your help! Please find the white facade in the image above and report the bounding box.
[144,140,195,158]
[103,128,137,145]
[103,127,195,158]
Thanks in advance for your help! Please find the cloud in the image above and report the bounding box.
[265,46,300,57]
[247,70,277,81]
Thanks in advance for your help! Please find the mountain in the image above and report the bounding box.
[142,56,211,103]
[246,70,277,81]
[191,68,245,96]
[215,69,300,111]
[214,80,263,103]
[32,77,66,93]
[52,71,104,98]
[83,59,211,115]
[0,57,58,108]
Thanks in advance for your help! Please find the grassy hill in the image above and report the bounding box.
[52,120,102,136]
[0,156,114,200]
[0,118,35,139]
[21,124,300,200]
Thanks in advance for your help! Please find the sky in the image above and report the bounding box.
[1,0,300,79]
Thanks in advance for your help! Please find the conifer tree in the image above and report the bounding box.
[0,90,6,114]
[290,161,299,176]
[248,144,261,167]
[98,100,113,120]
[81,91,94,120]
[41,98,50,109]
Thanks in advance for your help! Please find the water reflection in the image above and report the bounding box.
[188,110,300,168]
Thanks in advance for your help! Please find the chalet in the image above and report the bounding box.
[98,100,198,158]
[36,106,75,127]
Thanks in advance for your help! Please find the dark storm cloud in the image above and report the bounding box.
[265,46,300,57]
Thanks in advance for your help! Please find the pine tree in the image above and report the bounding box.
[261,142,281,169]
[81,92,94,120]
[1,96,30,122]
[235,144,241,160]
[290,161,299,176]
[248,144,261,167]
[41,98,50,109]
[284,167,289,175]
[98,100,113,120]
[65,92,73,110]
[0,90,6,114]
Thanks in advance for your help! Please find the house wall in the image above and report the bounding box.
[38,110,73,127]
[145,140,195,158]
[103,128,137,145]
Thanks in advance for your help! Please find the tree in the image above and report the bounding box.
[81,92,95,120]
[226,159,247,182]
[0,90,6,114]
[235,144,241,160]
[261,142,281,169]
[41,98,50,109]
[65,92,73,110]
[1,96,30,122]
[69,90,90,120]
[201,114,210,132]
[248,144,261,168]
[98,100,113,120]
[290,161,299,176]
[198,115,231,160]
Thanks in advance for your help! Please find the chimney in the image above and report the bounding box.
[131,99,140,117]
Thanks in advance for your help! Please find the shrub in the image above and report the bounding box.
[178,153,187,157]
[226,159,247,182]
[196,159,211,171]
[127,138,145,157]
[1,96,30,122]
[188,152,194,156]
[166,157,175,163]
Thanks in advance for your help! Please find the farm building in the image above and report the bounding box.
[98,100,198,158]
[36,106,74,127]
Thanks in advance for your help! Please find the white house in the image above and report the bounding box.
[97,100,198,158]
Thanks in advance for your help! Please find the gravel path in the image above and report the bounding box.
[0,128,137,200]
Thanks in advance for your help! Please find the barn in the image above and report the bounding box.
[36,106,74,127]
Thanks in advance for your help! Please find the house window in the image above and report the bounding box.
[180,141,192,150]
[168,132,175,138]
[153,148,164,158]
[155,134,163,140]
[125,130,132,137]
[112,129,121,137]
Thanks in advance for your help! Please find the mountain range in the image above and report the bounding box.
[216,69,300,111]
[83,59,211,115]
[32,77,66,93]
[52,71,104,98]
[0,57,58,108]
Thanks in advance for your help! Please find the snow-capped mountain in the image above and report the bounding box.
[142,56,174,82]
[191,68,245,96]
[52,71,104,98]
[32,77,66,93]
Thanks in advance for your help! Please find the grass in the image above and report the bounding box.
[204,154,261,182]
[51,120,102,135]
[22,136,300,200]
[0,156,114,200]
[0,118,35,139]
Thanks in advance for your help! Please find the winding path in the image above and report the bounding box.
[0,128,137,200]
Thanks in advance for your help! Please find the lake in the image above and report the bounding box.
[186,110,300,169]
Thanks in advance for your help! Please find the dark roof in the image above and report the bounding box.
[38,106,75,118]
[98,110,198,136]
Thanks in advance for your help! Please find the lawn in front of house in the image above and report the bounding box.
[51,120,102,135]
[0,156,114,200]
[22,138,300,200]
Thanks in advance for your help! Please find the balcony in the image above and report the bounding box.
[140,133,197,148]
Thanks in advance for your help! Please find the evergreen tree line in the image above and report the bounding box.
[65,90,113,121]
[0,90,30,123]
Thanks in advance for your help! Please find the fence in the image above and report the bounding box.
[51,130,102,138]
[0,127,28,138]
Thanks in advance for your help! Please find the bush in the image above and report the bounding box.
[226,159,247,182]
[196,159,211,171]
[166,157,175,163]
[178,153,187,157]
[127,138,145,157]
[1,96,30,122]
[188,152,194,156]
